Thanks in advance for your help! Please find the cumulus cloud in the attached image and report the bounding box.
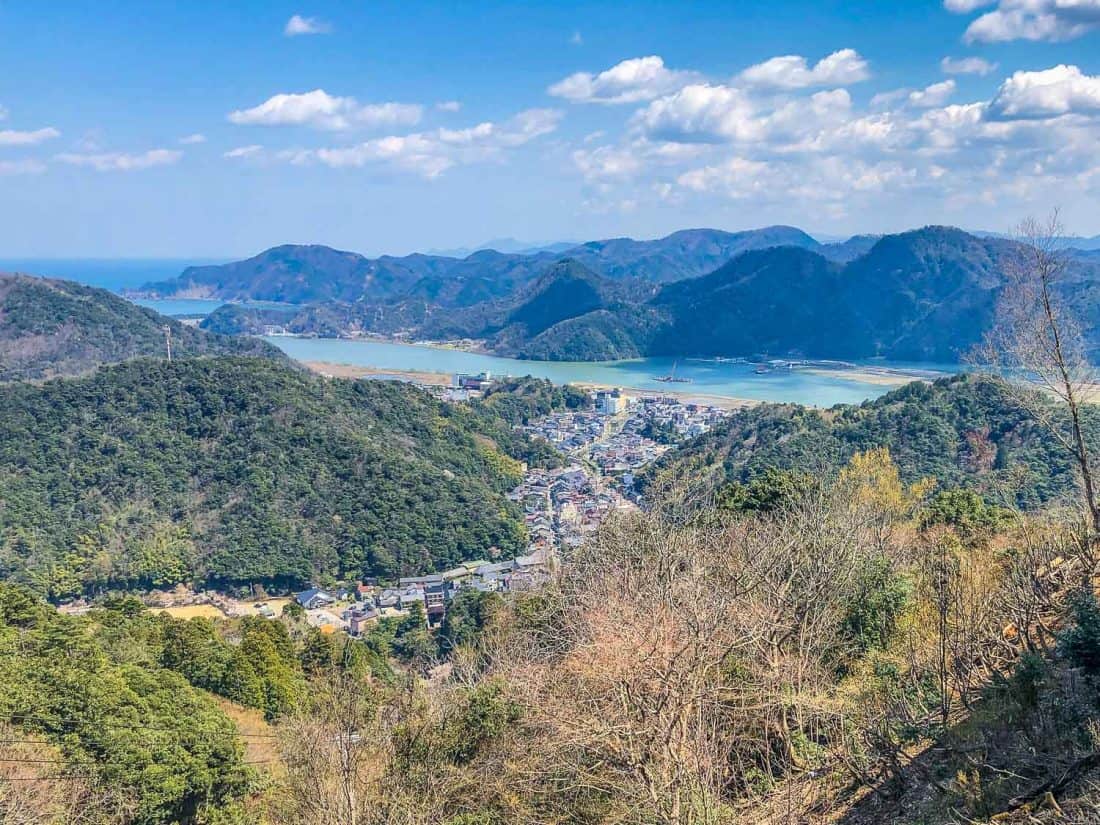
[548,56,697,104]
[284,14,332,36]
[179,133,207,145]
[571,55,1100,221]
[228,89,423,130]
[941,56,998,75]
[283,108,562,178]
[0,126,60,146]
[948,0,1100,43]
[987,64,1100,119]
[55,148,182,172]
[738,48,870,90]
[909,80,958,108]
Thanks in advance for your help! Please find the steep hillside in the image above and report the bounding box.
[642,373,1089,510]
[839,226,1014,360]
[0,273,278,381]
[649,246,863,357]
[0,358,578,598]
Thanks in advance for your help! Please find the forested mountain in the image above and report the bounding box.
[195,226,1100,363]
[0,273,278,380]
[642,373,1092,510]
[139,226,830,304]
[0,357,584,598]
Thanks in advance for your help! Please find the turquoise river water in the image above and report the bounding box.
[134,298,957,407]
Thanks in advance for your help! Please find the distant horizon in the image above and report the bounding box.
[3,3,1100,256]
[4,221,1100,266]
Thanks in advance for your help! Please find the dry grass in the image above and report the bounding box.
[154,604,225,619]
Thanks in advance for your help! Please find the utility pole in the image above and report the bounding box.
[163,325,173,363]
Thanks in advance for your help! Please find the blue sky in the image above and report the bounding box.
[2,0,1099,257]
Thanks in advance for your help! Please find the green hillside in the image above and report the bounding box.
[0,358,577,598]
[0,273,279,381]
[642,374,1093,510]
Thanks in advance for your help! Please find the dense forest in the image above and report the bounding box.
[0,357,583,598]
[642,374,1092,511]
[0,274,278,381]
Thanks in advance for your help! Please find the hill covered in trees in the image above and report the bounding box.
[0,273,278,381]
[0,357,584,598]
[642,373,1093,511]
[199,227,1100,363]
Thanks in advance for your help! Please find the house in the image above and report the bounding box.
[295,588,336,610]
[424,581,448,626]
[347,604,380,637]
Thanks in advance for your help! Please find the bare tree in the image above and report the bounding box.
[976,211,1100,537]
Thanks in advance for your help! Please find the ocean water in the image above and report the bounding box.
[0,259,225,291]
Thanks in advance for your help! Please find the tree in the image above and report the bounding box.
[976,211,1100,538]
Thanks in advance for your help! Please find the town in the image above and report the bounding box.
[291,376,729,635]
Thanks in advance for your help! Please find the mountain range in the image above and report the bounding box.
[188,225,1100,363]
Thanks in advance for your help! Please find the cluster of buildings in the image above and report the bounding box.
[294,550,553,636]
[508,464,634,552]
[291,383,727,639]
[635,395,728,440]
[520,409,607,452]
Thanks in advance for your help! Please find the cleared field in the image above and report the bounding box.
[155,604,226,619]
[242,597,291,616]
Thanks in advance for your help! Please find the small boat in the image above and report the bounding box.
[754,364,771,374]
[654,360,693,384]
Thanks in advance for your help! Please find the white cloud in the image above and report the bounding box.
[633,84,761,144]
[941,56,998,75]
[55,148,182,172]
[548,56,697,104]
[571,55,1100,223]
[179,133,207,145]
[284,14,332,36]
[949,0,1100,43]
[0,126,60,146]
[228,89,423,131]
[909,79,957,108]
[435,101,462,112]
[224,144,265,159]
[738,48,870,90]
[285,108,562,178]
[944,0,996,11]
[988,64,1100,119]
[0,159,46,175]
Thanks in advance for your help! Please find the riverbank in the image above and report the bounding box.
[302,360,760,410]
[802,367,942,388]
